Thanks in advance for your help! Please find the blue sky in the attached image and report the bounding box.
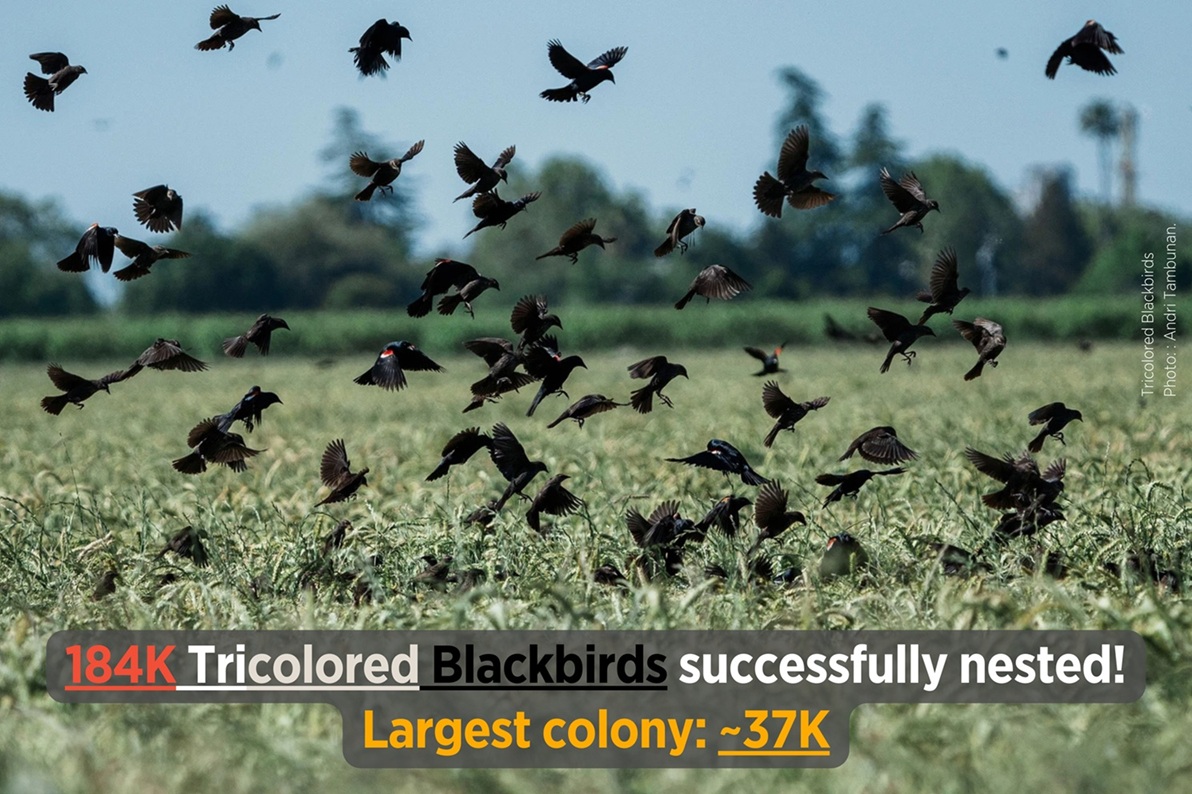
[4,1,1188,259]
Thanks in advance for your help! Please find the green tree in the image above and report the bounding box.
[0,191,97,316]
[1079,99,1120,204]
[1014,167,1091,295]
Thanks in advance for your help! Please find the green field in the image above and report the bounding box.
[1,340,1189,792]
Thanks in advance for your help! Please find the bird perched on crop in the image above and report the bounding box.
[917,540,991,577]
[654,209,705,257]
[547,394,623,429]
[526,474,584,533]
[746,482,806,555]
[675,265,752,310]
[350,141,424,202]
[172,418,261,474]
[158,525,210,567]
[816,467,906,507]
[120,338,208,380]
[536,218,615,263]
[91,569,119,601]
[195,6,280,51]
[868,307,935,373]
[57,224,118,273]
[215,385,281,433]
[222,314,289,357]
[407,259,482,317]
[1027,403,1083,453]
[524,337,586,416]
[426,427,492,481]
[354,341,443,391]
[839,426,917,464]
[964,448,1065,512]
[916,248,971,324]
[510,294,562,349]
[490,423,549,510]
[879,168,940,234]
[131,185,183,233]
[744,343,787,376]
[667,439,769,486]
[753,126,835,217]
[761,382,829,448]
[40,364,129,415]
[953,318,1006,381]
[694,494,753,538]
[1046,20,1122,79]
[627,355,688,414]
[110,235,190,281]
[540,39,627,103]
[463,191,540,238]
[23,52,86,112]
[317,439,369,505]
[351,19,411,76]
[819,533,870,579]
[453,143,516,202]
[413,554,454,589]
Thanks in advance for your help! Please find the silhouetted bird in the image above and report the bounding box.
[464,370,535,413]
[173,418,260,474]
[675,265,751,310]
[761,381,829,448]
[546,394,623,429]
[524,337,586,416]
[839,426,917,464]
[667,439,768,486]
[317,439,369,505]
[490,423,549,510]
[464,191,540,238]
[868,307,935,373]
[540,39,627,103]
[223,314,289,357]
[627,355,688,414]
[24,53,86,112]
[196,6,280,51]
[953,318,1006,380]
[121,338,208,379]
[216,385,282,433]
[408,259,481,317]
[816,467,906,507]
[351,19,411,76]
[354,341,443,391]
[526,474,584,533]
[744,343,787,376]
[654,209,705,257]
[427,427,492,481]
[158,525,210,567]
[879,168,939,234]
[747,482,806,555]
[1046,20,1122,79]
[819,533,870,579]
[58,224,118,273]
[510,294,561,348]
[132,185,183,233]
[350,141,424,201]
[438,275,500,318]
[111,235,190,281]
[695,494,752,538]
[41,364,129,415]
[964,448,1065,511]
[916,248,970,324]
[1027,403,1083,453]
[536,218,615,263]
[753,126,835,217]
[453,143,516,202]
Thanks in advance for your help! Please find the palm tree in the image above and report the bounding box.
[1078,99,1120,204]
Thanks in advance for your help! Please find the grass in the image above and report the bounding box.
[0,340,1189,792]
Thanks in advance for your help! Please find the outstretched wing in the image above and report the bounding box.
[776,126,810,183]
[546,39,588,79]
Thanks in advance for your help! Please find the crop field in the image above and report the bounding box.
[1,340,1190,792]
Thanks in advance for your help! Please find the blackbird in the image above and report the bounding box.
[350,141,424,201]
[953,318,1006,380]
[761,382,829,447]
[41,364,130,415]
[627,355,688,414]
[57,224,118,273]
[132,185,183,233]
[816,468,906,507]
[524,337,586,416]
[1027,403,1083,453]
[694,494,753,538]
[746,482,806,555]
[351,19,411,76]
[112,235,190,281]
[819,533,870,579]
[546,394,623,429]
[216,385,282,433]
[540,39,627,103]
[407,259,480,317]
[916,248,970,324]
[753,126,835,217]
[536,218,615,263]
[675,265,752,310]
[654,208,705,257]
[868,307,935,372]
[667,439,768,486]
[173,418,261,474]
[490,423,548,510]
[744,343,787,376]
[23,53,86,112]
[879,168,940,234]
[426,427,492,481]
[1046,20,1122,79]
[222,314,289,357]
[317,439,369,505]
[839,426,917,465]
[463,191,540,238]
[453,143,516,202]
[526,474,584,533]
[354,341,443,391]
[158,525,210,567]
[196,6,280,51]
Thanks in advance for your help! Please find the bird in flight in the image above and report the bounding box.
[1046,20,1122,79]
[540,39,627,103]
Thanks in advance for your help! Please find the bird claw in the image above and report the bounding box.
[1055,432,1067,446]
[580,93,591,104]
[902,351,917,365]
[659,394,675,409]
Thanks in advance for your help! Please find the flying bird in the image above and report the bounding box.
[744,343,787,376]
[158,525,210,567]
[57,224,118,273]
[426,427,492,481]
[216,385,282,433]
[953,318,1006,380]
[916,248,971,324]
[350,141,424,201]
[40,364,129,415]
[317,439,370,505]
[761,382,829,448]
[407,259,481,317]
[524,337,586,416]
[1027,403,1083,453]
[536,218,615,264]
[675,265,752,310]
[964,448,1066,512]
[453,143,516,202]
[120,339,208,380]
[753,126,835,217]
[111,235,191,281]
[526,474,584,533]
[816,468,906,507]
[654,209,705,257]
[351,19,411,76]
[222,314,289,357]
[879,168,940,234]
[132,185,183,233]
[868,307,935,373]
[747,482,807,555]
[196,6,281,51]
[540,39,627,103]
[490,423,549,510]
[546,394,623,429]
[23,52,86,112]
[667,439,769,486]
[839,426,917,465]
[510,294,561,349]
[354,341,443,391]
[694,495,753,538]
[463,191,540,238]
[172,418,260,474]
[627,355,688,414]
[1046,20,1122,79]
[437,275,500,318]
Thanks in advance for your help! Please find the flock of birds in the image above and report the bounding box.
[21,10,1165,598]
